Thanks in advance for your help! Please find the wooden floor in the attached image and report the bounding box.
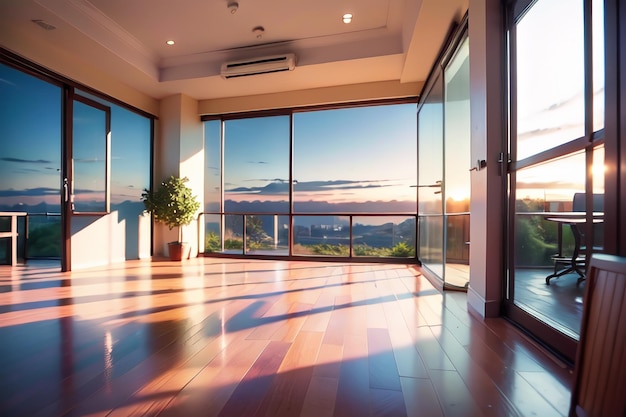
[0,258,572,417]
[514,268,585,337]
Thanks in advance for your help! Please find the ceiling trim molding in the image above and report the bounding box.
[35,0,159,79]
[198,80,421,115]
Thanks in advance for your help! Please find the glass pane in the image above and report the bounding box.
[224,214,244,254]
[590,145,605,252]
[419,216,444,277]
[516,0,585,160]
[223,116,290,214]
[352,216,415,258]
[418,74,444,279]
[245,214,289,255]
[592,0,604,131]
[204,120,222,214]
[444,36,471,213]
[444,35,471,288]
[513,151,586,337]
[0,64,62,260]
[418,74,443,215]
[292,215,350,256]
[25,213,61,258]
[109,103,150,259]
[445,214,469,287]
[73,100,107,212]
[0,64,61,212]
[293,104,417,213]
[108,108,150,203]
[204,214,223,253]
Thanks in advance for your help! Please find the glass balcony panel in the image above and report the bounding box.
[418,216,444,277]
[26,214,61,259]
[224,214,244,254]
[245,214,289,256]
[352,216,415,258]
[292,215,350,257]
[445,213,470,288]
[204,214,223,254]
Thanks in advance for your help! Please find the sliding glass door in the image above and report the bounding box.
[417,22,471,289]
[0,56,153,271]
[418,73,445,281]
[505,0,605,361]
[443,35,471,289]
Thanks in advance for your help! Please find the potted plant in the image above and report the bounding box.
[141,176,200,261]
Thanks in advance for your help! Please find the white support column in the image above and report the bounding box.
[155,94,204,258]
[467,0,506,318]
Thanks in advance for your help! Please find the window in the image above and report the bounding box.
[202,101,418,258]
[0,63,62,259]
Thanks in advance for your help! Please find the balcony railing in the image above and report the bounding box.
[0,212,62,264]
[199,211,418,261]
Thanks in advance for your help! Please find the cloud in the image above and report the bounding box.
[0,187,59,197]
[1,157,52,164]
[247,178,289,183]
[0,187,101,198]
[226,179,396,195]
[247,161,268,164]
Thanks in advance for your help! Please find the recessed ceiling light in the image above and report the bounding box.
[252,26,264,39]
[342,13,353,24]
[227,1,239,14]
[166,40,175,45]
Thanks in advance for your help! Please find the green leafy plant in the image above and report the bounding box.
[390,242,415,257]
[141,176,200,242]
[205,231,221,253]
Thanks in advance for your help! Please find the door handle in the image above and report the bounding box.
[416,180,443,188]
[63,178,69,203]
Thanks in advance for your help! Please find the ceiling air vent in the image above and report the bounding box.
[220,53,296,79]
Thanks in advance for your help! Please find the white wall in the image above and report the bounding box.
[71,213,124,269]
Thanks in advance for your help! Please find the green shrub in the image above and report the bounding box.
[224,239,243,249]
[205,231,221,253]
[390,242,415,257]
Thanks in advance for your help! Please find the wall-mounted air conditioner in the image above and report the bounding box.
[220,53,296,79]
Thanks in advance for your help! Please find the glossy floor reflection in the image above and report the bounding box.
[514,268,585,337]
[0,258,571,416]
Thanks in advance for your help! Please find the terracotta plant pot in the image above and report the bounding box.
[168,242,190,261]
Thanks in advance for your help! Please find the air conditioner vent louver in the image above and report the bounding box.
[221,53,296,79]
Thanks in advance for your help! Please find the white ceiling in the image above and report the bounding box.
[0,0,468,101]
